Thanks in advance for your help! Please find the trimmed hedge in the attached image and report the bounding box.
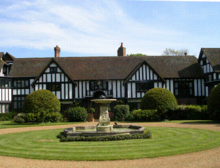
[22,89,61,123]
[128,109,159,121]
[57,130,151,142]
[0,111,17,121]
[44,112,62,122]
[167,105,209,120]
[65,107,88,122]
[141,88,178,115]
[113,105,130,121]
[207,84,220,120]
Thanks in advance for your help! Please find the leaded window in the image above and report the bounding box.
[50,67,57,73]
[174,80,193,97]
[46,83,61,91]
[136,82,154,92]
[13,79,29,88]
[90,81,108,91]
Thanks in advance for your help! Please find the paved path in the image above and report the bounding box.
[0,122,220,168]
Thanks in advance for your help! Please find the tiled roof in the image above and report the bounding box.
[0,52,4,59]
[0,59,7,69]
[9,58,51,77]
[9,56,204,80]
[201,48,220,71]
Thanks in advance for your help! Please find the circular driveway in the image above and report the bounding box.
[0,122,219,168]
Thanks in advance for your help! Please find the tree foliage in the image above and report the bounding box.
[207,84,220,120]
[162,48,188,56]
[127,53,147,56]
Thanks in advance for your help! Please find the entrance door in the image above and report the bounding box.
[94,103,100,119]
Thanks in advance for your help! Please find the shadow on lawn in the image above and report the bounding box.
[179,120,220,125]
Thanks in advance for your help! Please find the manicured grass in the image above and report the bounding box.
[0,127,220,161]
[0,121,82,129]
[163,120,220,124]
[0,120,218,129]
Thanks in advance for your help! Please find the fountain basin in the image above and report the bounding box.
[64,125,145,137]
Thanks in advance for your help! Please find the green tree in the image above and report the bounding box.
[162,48,188,56]
[207,83,220,120]
[127,53,147,56]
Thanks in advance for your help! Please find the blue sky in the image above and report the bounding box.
[0,0,220,58]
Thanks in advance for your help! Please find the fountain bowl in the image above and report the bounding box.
[64,125,145,138]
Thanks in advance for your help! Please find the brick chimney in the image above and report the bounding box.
[54,45,61,57]
[117,42,126,56]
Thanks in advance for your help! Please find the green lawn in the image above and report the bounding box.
[0,120,218,129]
[0,121,82,129]
[0,127,220,161]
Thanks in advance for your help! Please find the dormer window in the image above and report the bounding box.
[50,67,57,73]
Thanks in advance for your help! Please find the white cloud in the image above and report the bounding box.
[0,0,212,56]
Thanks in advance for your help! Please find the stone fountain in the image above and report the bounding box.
[63,98,145,138]
[91,99,116,132]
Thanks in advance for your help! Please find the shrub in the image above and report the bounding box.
[0,111,17,121]
[89,108,95,113]
[167,105,209,120]
[113,105,130,121]
[44,112,62,122]
[13,113,26,123]
[207,84,220,120]
[65,107,88,122]
[129,109,159,121]
[185,105,202,120]
[25,112,39,122]
[57,130,151,142]
[141,88,178,116]
[22,89,61,122]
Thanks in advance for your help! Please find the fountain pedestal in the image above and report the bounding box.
[91,99,116,132]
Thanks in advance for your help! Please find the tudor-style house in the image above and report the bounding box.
[0,43,219,113]
[198,48,220,96]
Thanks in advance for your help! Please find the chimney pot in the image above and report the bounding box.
[54,45,61,57]
[117,42,126,56]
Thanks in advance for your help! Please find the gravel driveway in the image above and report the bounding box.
[0,122,220,168]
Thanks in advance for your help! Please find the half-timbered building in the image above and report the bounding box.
[198,48,220,96]
[0,44,219,113]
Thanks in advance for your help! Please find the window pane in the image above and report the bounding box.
[175,82,178,88]
[175,89,178,95]
[17,81,21,87]
[9,81,11,87]
[14,102,17,109]
[21,80,25,87]
[25,80,29,87]
[14,80,17,87]
[189,82,192,87]
[5,105,9,113]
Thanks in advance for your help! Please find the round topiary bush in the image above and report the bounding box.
[65,106,88,122]
[140,88,178,115]
[22,89,61,122]
[207,84,220,120]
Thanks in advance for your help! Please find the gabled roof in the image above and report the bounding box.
[31,59,75,86]
[200,48,220,71]
[3,52,15,62]
[0,59,7,69]
[9,56,204,80]
[124,60,165,83]
[9,58,51,77]
[0,52,4,59]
